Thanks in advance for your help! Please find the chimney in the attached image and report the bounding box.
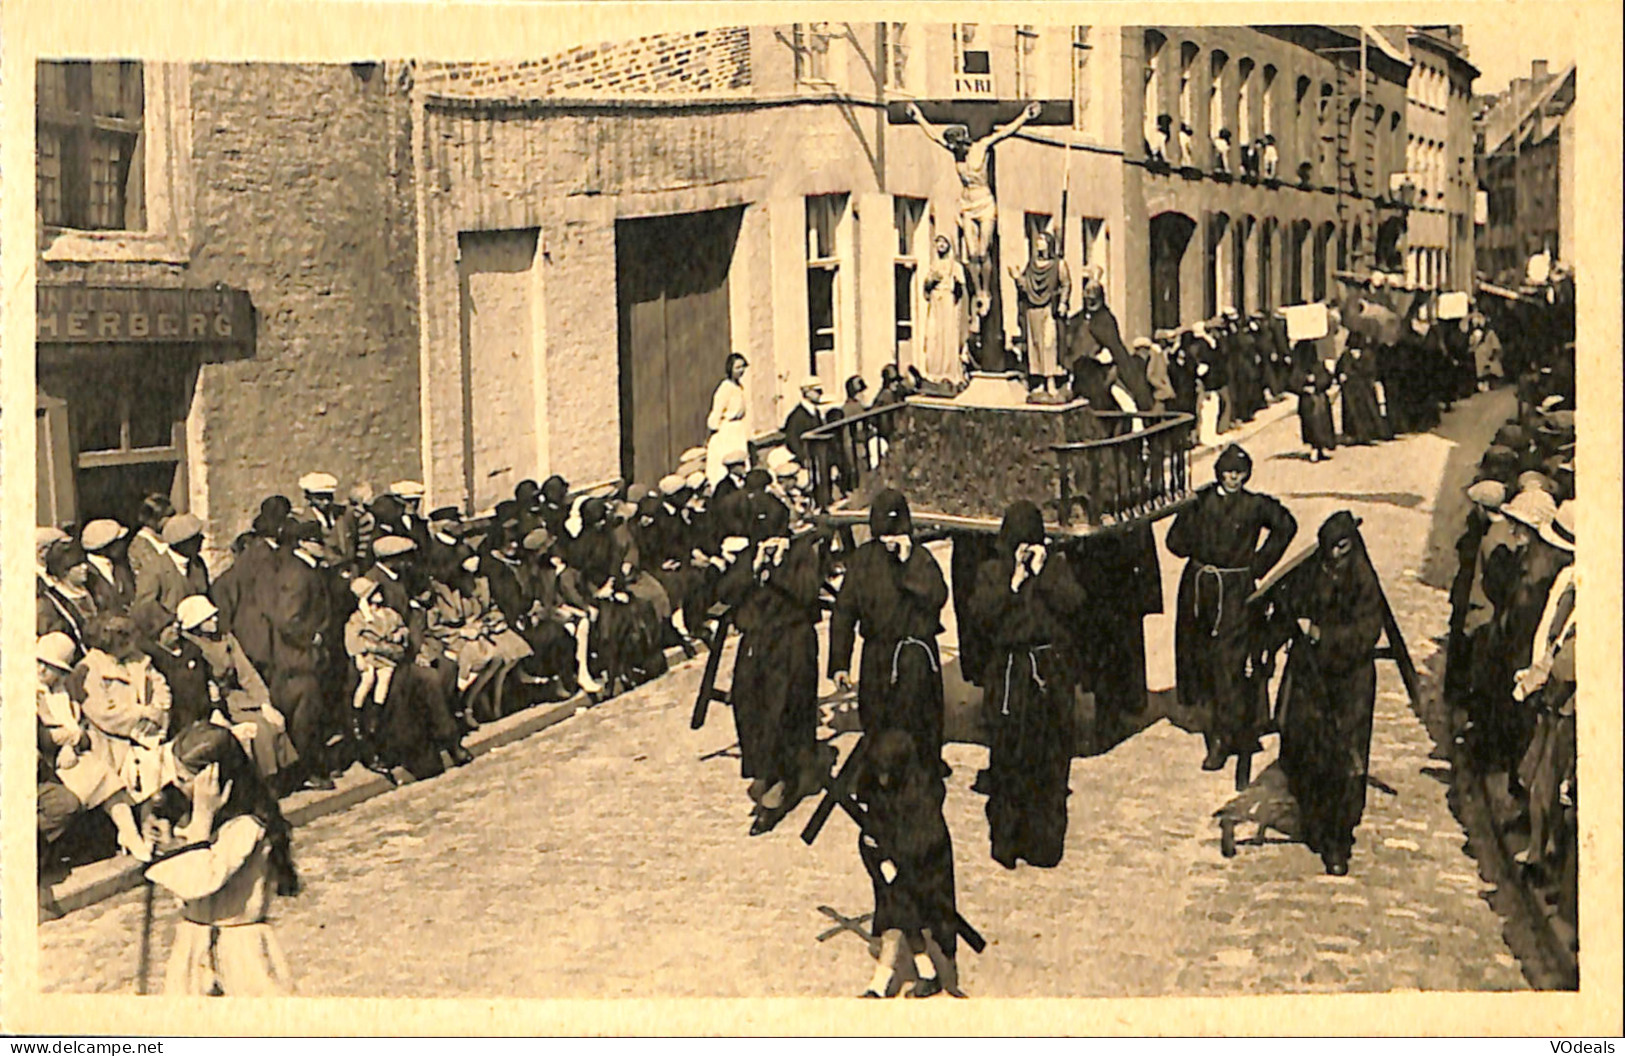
[1531,59,1549,81]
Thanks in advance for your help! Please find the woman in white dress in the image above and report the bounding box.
[705,353,751,484]
[145,722,299,996]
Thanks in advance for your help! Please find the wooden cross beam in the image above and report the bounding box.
[815,905,875,944]
[885,99,1074,139]
[689,608,736,730]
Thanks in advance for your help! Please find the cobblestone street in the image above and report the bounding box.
[39,392,1528,998]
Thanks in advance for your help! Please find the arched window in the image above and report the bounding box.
[1150,211,1197,328]
[1206,211,1231,317]
[1209,50,1230,161]
[1316,83,1334,185]
[1237,58,1256,144]
[1143,31,1168,153]
[1261,64,1277,137]
[1294,75,1312,178]
[1178,42,1200,162]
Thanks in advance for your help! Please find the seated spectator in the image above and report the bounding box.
[176,596,297,784]
[37,631,130,865]
[81,519,137,615]
[64,614,171,859]
[38,538,97,655]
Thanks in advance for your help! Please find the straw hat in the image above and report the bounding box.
[1538,501,1575,552]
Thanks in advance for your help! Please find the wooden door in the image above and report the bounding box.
[616,208,742,484]
[459,229,540,513]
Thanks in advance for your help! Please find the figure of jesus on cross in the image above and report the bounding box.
[904,100,1044,324]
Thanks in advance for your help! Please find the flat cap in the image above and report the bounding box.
[389,480,426,499]
[81,519,127,552]
[659,474,687,497]
[161,513,203,546]
[372,535,417,558]
[1466,480,1506,509]
[298,472,339,494]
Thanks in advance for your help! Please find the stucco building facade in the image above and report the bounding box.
[1402,26,1478,292]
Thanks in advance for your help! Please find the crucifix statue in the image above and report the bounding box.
[904,100,1043,324]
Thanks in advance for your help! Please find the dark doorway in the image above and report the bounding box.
[616,207,743,484]
[1149,211,1196,330]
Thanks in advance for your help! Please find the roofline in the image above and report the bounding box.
[1406,29,1480,79]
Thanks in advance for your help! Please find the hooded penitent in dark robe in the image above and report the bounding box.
[854,729,959,962]
[1227,326,1266,423]
[715,492,825,791]
[1067,304,1154,411]
[1059,523,1163,743]
[1267,512,1385,872]
[968,502,1087,869]
[828,490,950,770]
[1336,345,1387,444]
[1296,349,1336,453]
[1165,446,1297,763]
[1166,340,1199,416]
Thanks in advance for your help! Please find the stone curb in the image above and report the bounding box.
[38,644,701,923]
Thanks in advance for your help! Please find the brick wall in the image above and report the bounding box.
[420,28,751,97]
[183,62,421,552]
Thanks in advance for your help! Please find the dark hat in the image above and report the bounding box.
[44,539,87,578]
[1493,424,1528,449]
[428,505,462,524]
[637,495,663,520]
[580,496,609,525]
[846,375,868,399]
[870,489,914,537]
[744,468,773,492]
[1317,510,1363,552]
[369,493,405,522]
[259,495,293,520]
[1214,444,1253,478]
[540,475,569,505]
[279,517,323,545]
[748,492,792,543]
[514,479,541,502]
[998,501,1045,552]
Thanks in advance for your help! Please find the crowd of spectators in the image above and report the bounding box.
[37,455,821,879]
[1443,323,1578,945]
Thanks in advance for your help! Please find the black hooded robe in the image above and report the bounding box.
[1271,526,1385,862]
[1166,479,1297,757]
[828,541,950,769]
[855,733,959,961]
[716,532,825,788]
[968,547,1086,868]
[1337,350,1387,444]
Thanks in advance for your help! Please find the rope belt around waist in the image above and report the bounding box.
[1194,564,1253,638]
[999,644,1053,717]
[890,636,940,685]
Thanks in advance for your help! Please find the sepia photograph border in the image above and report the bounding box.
[2,0,1620,1036]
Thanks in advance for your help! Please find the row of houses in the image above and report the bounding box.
[34,22,1480,555]
[1473,58,1577,284]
